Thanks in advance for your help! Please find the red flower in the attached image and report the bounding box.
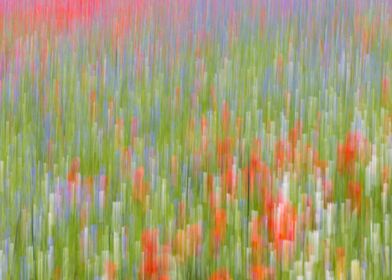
[267,199,297,258]
[348,181,362,212]
[67,157,80,195]
[224,168,236,195]
[338,132,369,173]
[140,228,160,279]
[142,229,159,255]
[141,255,159,278]
[243,140,271,197]
[275,140,292,169]
[212,209,227,252]
[217,137,233,170]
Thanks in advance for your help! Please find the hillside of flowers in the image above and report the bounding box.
[0,0,391,279]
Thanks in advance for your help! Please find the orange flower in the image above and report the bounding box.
[214,209,227,233]
[209,268,232,280]
[105,260,117,280]
[243,140,271,197]
[251,264,273,280]
[314,156,328,173]
[201,115,209,151]
[175,86,181,107]
[336,247,346,279]
[275,140,292,169]
[224,168,236,195]
[288,121,302,146]
[250,217,262,252]
[212,209,227,252]
[159,275,170,280]
[133,166,150,203]
[217,137,233,171]
[174,229,187,261]
[209,190,218,211]
[134,166,145,188]
[336,247,345,258]
[53,266,61,280]
[67,157,80,184]
[159,244,171,275]
[89,90,96,120]
[67,157,80,196]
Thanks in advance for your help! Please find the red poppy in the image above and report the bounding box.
[348,181,362,212]
[212,209,227,252]
[217,137,233,170]
[266,199,297,258]
[338,132,369,173]
[140,255,159,279]
[140,229,160,279]
[224,168,236,195]
[67,157,80,195]
[142,229,159,255]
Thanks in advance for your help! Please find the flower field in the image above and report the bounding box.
[0,0,391,279]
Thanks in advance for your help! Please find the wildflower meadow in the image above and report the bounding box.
[0,0,391,279]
